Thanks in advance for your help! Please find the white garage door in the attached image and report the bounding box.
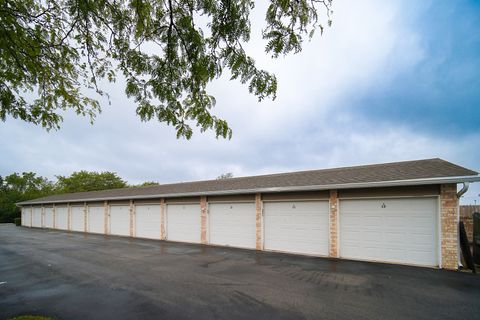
[340,198,438,266]
[44,207,54,228]
[264,201,329,256]
[32,207,42,227]
[55,206,68,230]
[109,205,130,236]
[135,204,161,239]
[71,206,85,232]
[209,202,256,249]
[166,203,201,243]
[88,206,105,234]
[21,208,31,227]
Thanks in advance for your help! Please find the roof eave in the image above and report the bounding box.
[16,175,480,206]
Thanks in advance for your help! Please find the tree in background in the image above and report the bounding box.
[0,170,157,222]
[0,0,332,139]
[0,172,55,223]
[216,172,234,179]
[136,181,160,187]
[55,171,128,193]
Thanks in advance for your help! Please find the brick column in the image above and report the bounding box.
[41,206,45,228]
[67,204,71,231]
[329,190,339,258]
[52,204,56,229]
[255,193,263,250]
[84,202,88,232]
[160,199,166,240]
[104,201,108,235]
[440,184,459,270]
[130,200,135,237]
[200,196,207,244]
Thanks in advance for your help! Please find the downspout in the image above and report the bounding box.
[457,182,470,198]
[456,182,470,268]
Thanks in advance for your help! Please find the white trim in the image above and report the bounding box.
[16,175,480,205]
[132,202,162,206]
[263,199,330,256]
[339,194,439,200]
[206,201,210,244]
[260,198,265,251]
[335,196,339,257]
[263,248,329,258]
[262,198,329,202]
[437,196,442,268]
[338,196,440,268]
[164,201,200,205]
[327,197,332,256]
[337,256,440,269]
[207,200,255,204]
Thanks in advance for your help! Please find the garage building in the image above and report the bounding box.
[17,158,480,270]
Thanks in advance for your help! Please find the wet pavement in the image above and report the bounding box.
[1,224,479,320]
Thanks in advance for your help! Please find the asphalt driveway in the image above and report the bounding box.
[1,224,479,320]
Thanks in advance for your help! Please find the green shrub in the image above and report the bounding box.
[14,218,21,226]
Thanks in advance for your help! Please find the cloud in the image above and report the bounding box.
[347,0,480,136]
[0,0,479,203]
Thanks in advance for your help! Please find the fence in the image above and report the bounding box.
[460,205,480,242]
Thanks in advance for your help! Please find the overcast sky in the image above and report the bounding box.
[1,0,479,203]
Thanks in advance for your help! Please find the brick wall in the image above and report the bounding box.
[440,184,459,270]
[255,193,263,250]
[329,190,338,258]
[460,205,479,242]
[200,196,207,244]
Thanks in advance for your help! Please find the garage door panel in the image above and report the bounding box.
[385,232,406,243]
[364,231,382,242]
[209,202,256,249]
[44,208,54,228]
[21,208,30,227]
[55,207,68,230]
[32,207,43,227]
[136,205,161,239]
[71,206,85,232]
[264,201,329,256]
[110,205,130,236]
[340,198,438,266]
[167,204,200,243]
[88,206,105,234]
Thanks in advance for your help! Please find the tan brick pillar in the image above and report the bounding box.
[84,202,88,232]
[160,199,166,240]
[255,193,263,250]
[129,200,135,237]
[67,203,71,231]
[200,196,207,244]
[103,201,108,235]
[440,184,459,270]
[53,204,56,229]
[41,205,45,228]
[329,190,339,258]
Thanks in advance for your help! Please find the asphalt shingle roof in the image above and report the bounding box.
[17,158,478,205]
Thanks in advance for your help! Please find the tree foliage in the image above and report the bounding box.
[0,172,55,222]
[135,181,160,187]
[216,172,233,179]
[0,170,137,222]
[55,170,127,193]
[0,0,332,138]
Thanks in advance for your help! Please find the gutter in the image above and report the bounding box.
[16,174,480,206]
